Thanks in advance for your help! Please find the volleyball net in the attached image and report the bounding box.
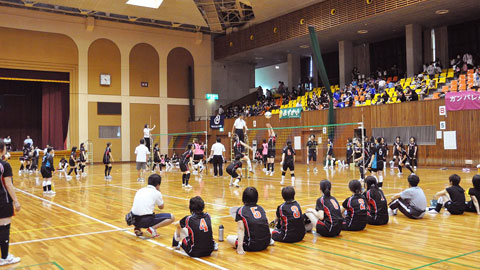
[151,131,208,157]
[237,122,365,167]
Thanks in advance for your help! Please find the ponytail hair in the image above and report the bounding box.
[320,179,332,197]
[365,176,377,190]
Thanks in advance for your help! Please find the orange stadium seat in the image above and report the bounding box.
[441,85,449,93]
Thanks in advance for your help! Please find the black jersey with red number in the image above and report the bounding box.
[179,212,215,257]
[275,201,305,242]
[180,150,193,165]
[233,139,245,155]
[69,150,77,163]
[315,196,343,228]
[226,160,242,173]
[342,194,368,228]
[282,146,295,164]
[0,160,13,205]
[364,188,389,221]
[235,204,271,251]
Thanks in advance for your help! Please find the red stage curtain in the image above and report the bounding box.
[41,83,69,149]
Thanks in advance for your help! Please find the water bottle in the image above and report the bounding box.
[218,225,224,242]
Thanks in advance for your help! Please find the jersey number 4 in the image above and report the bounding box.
[291,206,301,218]
[250,207,262,219]
[199,218,208,232]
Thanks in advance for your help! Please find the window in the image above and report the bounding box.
[372,126,436,145]
[99,126,121,139]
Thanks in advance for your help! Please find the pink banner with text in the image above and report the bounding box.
[445,91,480,111]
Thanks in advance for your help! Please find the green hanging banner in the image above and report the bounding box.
[279,107,303,119]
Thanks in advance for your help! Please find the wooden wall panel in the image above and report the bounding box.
[88,102,122,162]
[129,43,159,97]
[167,47,193,99]
[189,100,480,167]
[129,103,160,156]
[214,0,432,60]
[88,39,121,95]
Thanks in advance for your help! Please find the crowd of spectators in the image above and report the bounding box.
[219,55,479,119]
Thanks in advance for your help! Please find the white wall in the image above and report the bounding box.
[255,62,288,90]
[212,61,255,106]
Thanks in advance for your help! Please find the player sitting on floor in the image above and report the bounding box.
[271,186,306,243]
[280,140,296,186]
[465,175,480,215]
[227,187,273,254]
[341,180,368,231]
[364,176,389,225]
[226,155,243,187]
[428,174,465,215]
[172,196,217,257]
[388,174,427,219]
[305,180,343,237]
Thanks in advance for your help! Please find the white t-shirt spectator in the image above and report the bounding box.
[3,138,10,144]
[378,80,386,88]
[131,185,163,216]
[211,142,226,156]
[135,144,150,163]
[24,138,33,146]
[233,118,247,130]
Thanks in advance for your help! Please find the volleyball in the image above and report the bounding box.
[265,111,272,119]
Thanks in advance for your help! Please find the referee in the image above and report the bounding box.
[231,114,248,143]
[209,138,225,177]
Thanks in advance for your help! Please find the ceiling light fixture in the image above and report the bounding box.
[254,57,263,60]
[275,65,280,69]
[126,0,164,9]
[299,45,310,49]
[435,9,449,15]
[357,29,368,34]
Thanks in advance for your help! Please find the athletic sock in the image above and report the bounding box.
[246,159,252,170]
[152,164,157,171]
[185,173,190,186]
[20,164,24,171]
[107,166,112,176]
[182,174,186,185]
[42,181,47,192]
[291,173,295,183]
[271,163,274,172]
[105,165,108,176]
[281,173,285,183]
[407,165,414,173]
[47,180,52,191]
[378,175,384,188]
[0,224,11,259]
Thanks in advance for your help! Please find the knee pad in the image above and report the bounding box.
[291,173,295,177]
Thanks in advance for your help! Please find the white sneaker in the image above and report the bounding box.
[388,208,397,216]
[269,238,275,246]
[76,174,80,179]
[323,166,328,169]
[229,180,233,186]
[306,168,310,172]
[428,209,439,214]
[108,176,112,179]
[397,172,403,176]
[182,184,186,188]
[280,179,284,185]
[233,179,240,187]
[186,184,193,188]
[18,171,22,176]
[66,176,72,181]
[48,190,56,195]
[0,254,21,266]
[147,227,159,238]
[270,171,274,176]
[291,180,295,186]
[214,242,219,251]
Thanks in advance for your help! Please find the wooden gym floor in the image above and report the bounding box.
[6,162,480,270]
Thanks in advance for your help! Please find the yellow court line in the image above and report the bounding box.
[11,218,124,234]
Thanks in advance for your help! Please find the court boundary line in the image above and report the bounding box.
[410,250,480,270]
[11,228,128,246]
[15,188,229,270]
[292,242,400,270]
[13,261,64,270]
[338,238,480,269]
